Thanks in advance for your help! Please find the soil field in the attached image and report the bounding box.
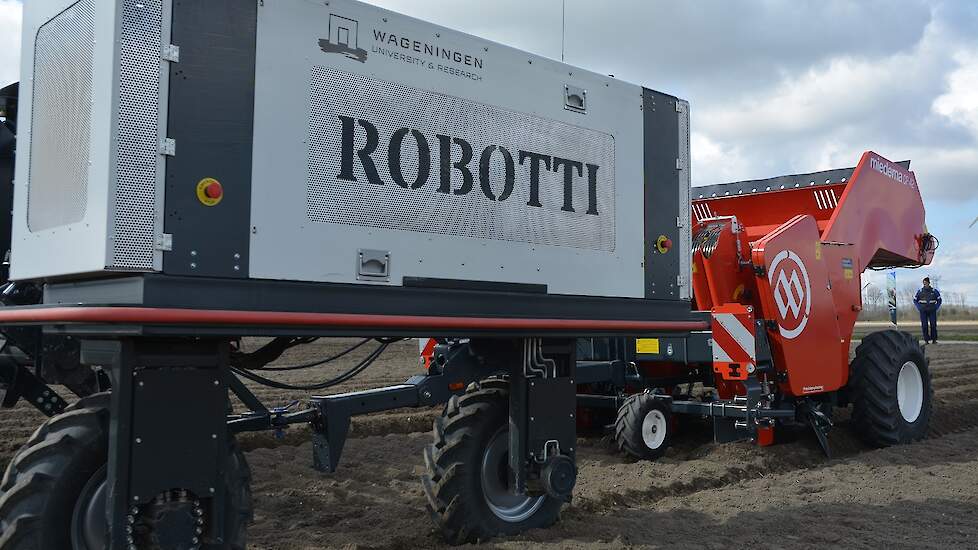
[853,320,978,342]
[2,334,977,549]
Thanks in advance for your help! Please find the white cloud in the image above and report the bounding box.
[689,132,751,186]
[0,1,22,88]
[933,49,978,140]
[684,8,978,207]
[699,56,906,141]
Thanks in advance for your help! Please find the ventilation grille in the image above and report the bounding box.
[307,67,616,251]
[111,0,162,270]
[677,100,692,300]
[27,0,96,232]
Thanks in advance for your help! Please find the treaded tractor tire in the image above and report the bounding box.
[615,392,673,460]
[0,392,253,549]
[849,330,932,447]
[421,379,564,544]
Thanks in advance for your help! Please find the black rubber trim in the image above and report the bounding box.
[42,274,705,323]
[403,277,547,294]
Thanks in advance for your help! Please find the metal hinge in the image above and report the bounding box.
[675,102,683,113]
[154,233,173,252]
[160,138,176,156]
[676,158,683,170]
[162,44,180,62]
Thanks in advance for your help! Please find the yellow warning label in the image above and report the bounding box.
[815,241,822,260]
[844,268,854,280]
[636,338,660,354]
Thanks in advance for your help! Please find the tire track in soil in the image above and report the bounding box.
[928,362,978,375]
[569,349,978,514]
[572,387,978,515]
[930,368,978,390]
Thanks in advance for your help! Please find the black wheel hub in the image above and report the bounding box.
[541,455,577,500]
[134,490,204,550]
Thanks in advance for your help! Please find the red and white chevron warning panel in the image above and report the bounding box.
[711,304,756,381]
[419,338,437,370]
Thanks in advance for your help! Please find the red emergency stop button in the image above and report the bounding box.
[656,235,673,254]
[204,180,223,199]
[196,178,224,206]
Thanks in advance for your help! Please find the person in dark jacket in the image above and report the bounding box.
[914,277,942,344]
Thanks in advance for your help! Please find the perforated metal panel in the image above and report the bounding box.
[677,100,692,299]
[307,67,616,251]
[111,0,163,269]
[26,0,96,232]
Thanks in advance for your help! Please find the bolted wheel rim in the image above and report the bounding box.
[897,360,924,423]
[641,409,668,450]
[71,466,108,550]
[480,427,546,523]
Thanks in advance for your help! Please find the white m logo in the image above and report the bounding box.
[768,250,812,339]
[774,268,805,320]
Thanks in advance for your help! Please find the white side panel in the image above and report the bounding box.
[250,0,647,298]
[11,0,169,280]
[11,0,119,280]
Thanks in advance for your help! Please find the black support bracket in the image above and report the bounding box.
[0,353,66,415]
[80,338,231,550]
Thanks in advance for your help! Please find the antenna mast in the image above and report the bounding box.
[561,0,566,62]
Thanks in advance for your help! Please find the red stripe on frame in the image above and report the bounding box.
[0,307,711,332]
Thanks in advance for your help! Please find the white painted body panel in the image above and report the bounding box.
[249,0,649,298]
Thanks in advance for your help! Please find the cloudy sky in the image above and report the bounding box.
[1,1,976,301]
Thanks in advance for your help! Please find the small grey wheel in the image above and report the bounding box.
[641,408,669,450]
[615,393,673,460]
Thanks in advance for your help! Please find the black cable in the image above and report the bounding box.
[238,337,403,372]
[229,336,319,370]
[230,342,389,391]
[233,346,381,390]
[250,338,372,371]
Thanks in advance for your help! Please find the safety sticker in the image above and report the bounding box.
[636,338,660,354]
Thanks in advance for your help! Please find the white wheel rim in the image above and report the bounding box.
[641,409,668,450]
[897,361,924,423]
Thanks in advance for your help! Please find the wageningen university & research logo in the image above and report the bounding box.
[319,14,368,63]
[318,13,485,81]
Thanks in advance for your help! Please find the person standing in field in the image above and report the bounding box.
[914,277,942,344]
